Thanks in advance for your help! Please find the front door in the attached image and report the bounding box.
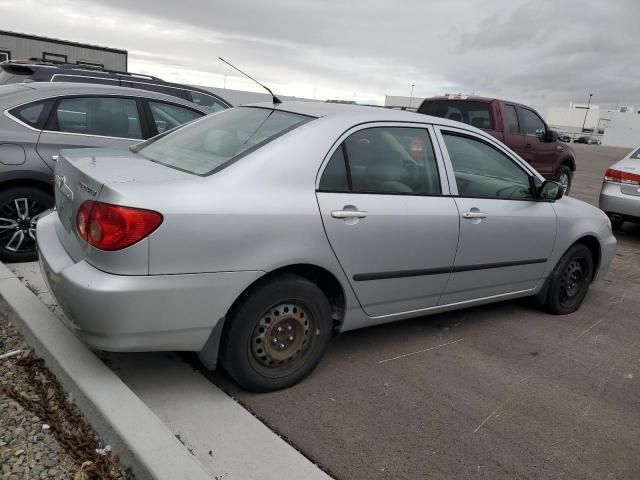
[36,96,145,169]
[517,106,558,176]
[316,125,460,318]
[436,128,557,305]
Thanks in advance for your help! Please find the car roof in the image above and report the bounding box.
[242,100,479,129]
[423,95,532,108]
[3,82,210,112]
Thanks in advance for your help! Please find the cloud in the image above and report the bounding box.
[1,0,638,110]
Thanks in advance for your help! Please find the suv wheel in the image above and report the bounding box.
[220,274,332,392]
[554,165,573,195]
[0,187,54,263]
[543,244,593,315]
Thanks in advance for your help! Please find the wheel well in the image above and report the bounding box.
[562,157,576,171]
[574,235,601,282]
[0,179,53,196]
[244,264,347,329]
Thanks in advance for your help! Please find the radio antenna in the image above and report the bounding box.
[218,57,282,105]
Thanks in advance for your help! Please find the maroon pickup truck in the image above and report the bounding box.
[418,96,576,192]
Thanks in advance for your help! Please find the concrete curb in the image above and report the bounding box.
[0,260,213,480]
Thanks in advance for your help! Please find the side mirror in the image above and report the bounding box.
[546,130,559,143]
[539,181,564,201]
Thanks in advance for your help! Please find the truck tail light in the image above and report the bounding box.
[604,168,640,185]
[76,201,163,251]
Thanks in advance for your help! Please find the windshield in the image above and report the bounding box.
[132,107,311,175]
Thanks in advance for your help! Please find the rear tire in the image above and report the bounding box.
[554,165,573,195]
[543,244,593,315]
[221,274,332,392]
[0,186,54,263]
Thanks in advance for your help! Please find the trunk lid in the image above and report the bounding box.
[53,147,193,263]
[614,150,640,197]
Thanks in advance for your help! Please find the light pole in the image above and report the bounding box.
[409,84,415,109]
[581,93,593,133]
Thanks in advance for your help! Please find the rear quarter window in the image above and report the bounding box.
[419,100,494,129]
[8,98,55,129]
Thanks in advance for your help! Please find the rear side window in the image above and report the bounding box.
[52,74,119,86]
[504,105,520,134]
[319,127,441,195]
[53,97,142,139]
[9,99,54,129]
[188,91,228,112]
[419,101,494,129]
[147,101,202,134]
[132,107,311,175]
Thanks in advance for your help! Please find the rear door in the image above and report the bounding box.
[434,127,556,305]
[517,106,557,176]
[501,103,526,158]
[316,124,460,318]
[143,99,204,136]
[36,95,146,169]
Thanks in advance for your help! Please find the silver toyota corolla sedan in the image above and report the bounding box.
[37,102,617,392]
[599,146,640,230]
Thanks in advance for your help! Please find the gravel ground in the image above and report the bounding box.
[0,311,77,479]
[0,310,128,480]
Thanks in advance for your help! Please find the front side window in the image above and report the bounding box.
[148,101,202,134]
[319,127,441,195]
[189,91,228,112]
[517,107,546,137]
[53,97,142,139]
[442,133,533,200]
[132,107,310,175]
[9,99,54,129]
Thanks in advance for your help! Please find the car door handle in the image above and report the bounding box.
[462,211,487,219]
[331,210,367,219]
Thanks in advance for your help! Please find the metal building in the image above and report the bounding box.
[0,30,127,70]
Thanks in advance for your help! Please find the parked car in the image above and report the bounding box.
[37,102,616,392]
[0,59,232,112]
[557,132,572,143]
[417,96,577,193]
[0,82,209,262]
[575,136,601,145]
[599,146,640,230]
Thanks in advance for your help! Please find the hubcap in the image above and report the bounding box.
[0,197,47,253]
[251,303,311,367]
[559,260,585,303]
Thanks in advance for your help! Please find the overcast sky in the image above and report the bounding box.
[2,0,638,112]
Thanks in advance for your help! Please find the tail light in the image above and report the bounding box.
[409,137,425,160]
[76,201,163,251]
[604,168,640,185]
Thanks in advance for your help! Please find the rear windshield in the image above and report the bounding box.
[132,107,311,175]
[419,100,494,129]
[0,65,34,85]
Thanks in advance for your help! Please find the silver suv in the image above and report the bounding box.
[0,82,208,262]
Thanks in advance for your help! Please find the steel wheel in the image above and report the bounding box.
[220,274,332,392]
[249,301,318,377]
[0,197,47,254]
[558,259,587,308]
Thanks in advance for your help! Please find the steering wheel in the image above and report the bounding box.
[496,184,529,198]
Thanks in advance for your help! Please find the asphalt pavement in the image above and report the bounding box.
[210,143,640,480]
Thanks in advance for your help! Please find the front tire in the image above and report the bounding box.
[0,186,54,263]
[221,274,332,392]
[554,165,573,195]
[543,244,594,315]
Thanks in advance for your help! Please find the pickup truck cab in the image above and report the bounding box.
[418,96,576,193]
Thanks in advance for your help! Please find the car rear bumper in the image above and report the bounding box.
[37,211,263,352]
[599,183,640,223]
